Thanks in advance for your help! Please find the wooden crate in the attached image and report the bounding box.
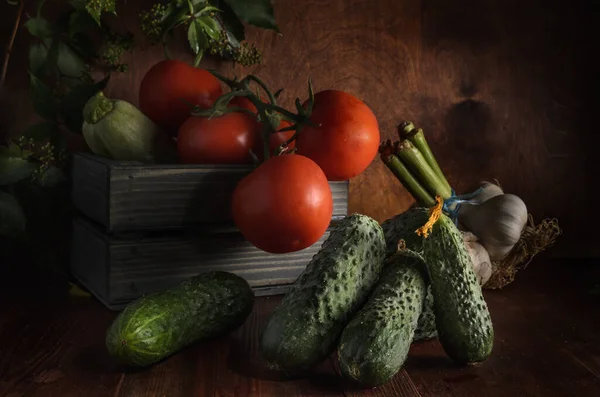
[71,153,349,233]
[70,217,335,311]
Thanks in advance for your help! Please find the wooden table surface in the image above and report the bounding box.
[1,259,599,397]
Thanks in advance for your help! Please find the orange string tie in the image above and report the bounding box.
[415,195,443,238]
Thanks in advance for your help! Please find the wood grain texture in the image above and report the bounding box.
[0,0,600,256]
[71,153,349,232]
[70,216,333,310]
[233,0,597,257]
[1,0,596,256]
[1,259,600,396]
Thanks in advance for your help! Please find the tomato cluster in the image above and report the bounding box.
[139,60,380,254]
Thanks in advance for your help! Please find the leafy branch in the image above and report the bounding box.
[0,0,128,277]
[139,0,279,67]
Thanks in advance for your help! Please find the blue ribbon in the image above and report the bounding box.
[442,187,484,225]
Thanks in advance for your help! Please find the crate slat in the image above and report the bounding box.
[71,153,349,233]
[70,217,330,311]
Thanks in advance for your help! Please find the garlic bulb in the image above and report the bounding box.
[462,231,493,286]
[471,181,504,204]
[458,194,528,261]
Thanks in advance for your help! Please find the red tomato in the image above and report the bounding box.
[177,113,257,164]
[232,154,333,254]
[294,90,380,181]
[229,97,296,158]
[139,60,223,136]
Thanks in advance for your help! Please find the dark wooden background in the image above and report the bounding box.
[1,0,597,257]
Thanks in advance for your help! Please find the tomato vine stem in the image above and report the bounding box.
[195,70,323,163]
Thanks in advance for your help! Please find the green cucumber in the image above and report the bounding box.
[338,250,427,387]
[422,214,494,363]
[381,208,437,341]
[413,288,437,341]
[260,214,387,375]
[106,271,254,367]
[381,207,429,258]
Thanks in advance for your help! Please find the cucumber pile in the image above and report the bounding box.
[259,213,388,374]
[104,209,494,388]
[260,209,494,387]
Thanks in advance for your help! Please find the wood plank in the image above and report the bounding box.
[0,296,122,397]
[70,217,333,310]
[404,260,600,397]
[70,153,349,232]
[70,154,109,231]
[1,260,600,396]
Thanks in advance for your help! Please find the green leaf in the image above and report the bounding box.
[187,19,207,54]
[70,0,86,11]
[6,0,20,6]
[85,0,117,26]
[36,0,48,16]
[0,191,27,237]
[29,73,57,121]
[197,16,222,40]
[0,154,36,185]
[195,5,221,15]
[36,166,68,187]
[29,39,59,78]
[222,0,279,32]
[24,17,53,39]
[0,141,23,158]
[161,3,190,39]
[29,44,47,76]
[60,75,110,134]
[57,42,86,78]
[21,122,61,143]
[212,0,245,41]
[193,48,204,67]
[69,9,97,37]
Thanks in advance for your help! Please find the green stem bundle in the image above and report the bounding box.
[398,121,452,196]
[395,140,452,200]
[379,141,435,207]
[380,121,453,207]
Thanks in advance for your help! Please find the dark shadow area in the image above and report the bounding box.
[72,341,140,374]
[225,336,304,382]
[444,99,494,173]
[406,354,462,371]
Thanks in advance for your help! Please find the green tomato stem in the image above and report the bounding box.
[274,124,302,156]
[395,140,452,200]
[243,75,277,105]
[398,121,452,195]
[379,144,435,207]
[82,91,113,124]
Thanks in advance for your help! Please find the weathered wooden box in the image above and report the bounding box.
[71,217,335,310]
[71,153,349,233]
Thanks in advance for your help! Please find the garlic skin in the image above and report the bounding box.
[458,194,528,261]
[462,233,493,286]
[471,181,504,204]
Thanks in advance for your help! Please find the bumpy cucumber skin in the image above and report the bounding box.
[338,251,427,387]
[412,288,437,341]
[381,208,437,341]
[422,214,494,364]
[260,214,387,375]
[106,271,254,367]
